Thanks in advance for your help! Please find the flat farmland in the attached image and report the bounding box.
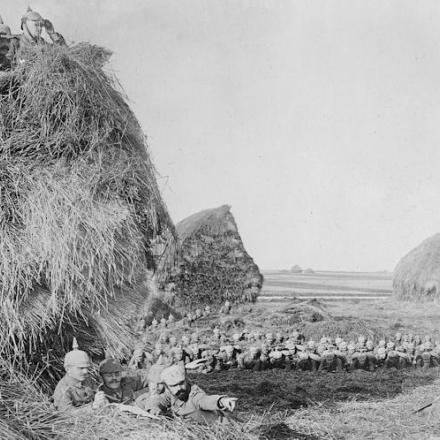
[259,270,393,302]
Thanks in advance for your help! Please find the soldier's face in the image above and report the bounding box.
[167,379,190,401]
[26,19,43,38]
[102,371,122,390]
[66,365,89,382]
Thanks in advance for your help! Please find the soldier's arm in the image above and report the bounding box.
[136,391,170,414]
[53,386,93,413]
[190,385,226,412]
[49,32,66,46]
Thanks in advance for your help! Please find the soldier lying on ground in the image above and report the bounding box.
[137,364,237,425]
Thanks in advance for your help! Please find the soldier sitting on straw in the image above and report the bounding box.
[137,364,237,425]
[8,7,65,67]
[99,358,149,404]
[53,339,107,412]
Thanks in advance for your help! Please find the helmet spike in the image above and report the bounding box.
[72,337,79,350]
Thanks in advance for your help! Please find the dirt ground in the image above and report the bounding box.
[185,297,440,439]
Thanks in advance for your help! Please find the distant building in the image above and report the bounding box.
[290,265,302,273]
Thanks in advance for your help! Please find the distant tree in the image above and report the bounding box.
[303,268,315,274]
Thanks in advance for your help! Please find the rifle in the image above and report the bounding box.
[413,396,440,414]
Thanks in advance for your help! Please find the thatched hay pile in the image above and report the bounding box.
[393,233,440,300]
[158,205,262,307]
[0,42,173,379]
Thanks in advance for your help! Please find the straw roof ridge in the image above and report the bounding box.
[176,204,233,242]
[393,232,440,299]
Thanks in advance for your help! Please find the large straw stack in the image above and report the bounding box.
[393,233,440,300]
[0,42,173,379]
[159,205,263,307]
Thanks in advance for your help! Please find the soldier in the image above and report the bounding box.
[150,318,158,330]
[345,341,356,371]
[269,347,285,369]
[384,341,399,369]
[171,345,191,366]
[128,344,154,381]
[168,335,178,348]
[53,340,107,412]
[334,341,349,371]
[416,342,438,369]
[9,8,65,67]
[0,17,17,71]
[396,345,411,369]
[258,344,272,371]
[139,364,237,424]
[319,342,342,372]
[265,333,275,347]
[237,346,261,371]
[160,317,167,329]
[365,340,377,371]
[99,358,148,404]
[375,347,387,368]
[195,308,203,320]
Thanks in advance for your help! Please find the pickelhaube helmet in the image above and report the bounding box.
[64,338,90,368]
[21,7,43,29]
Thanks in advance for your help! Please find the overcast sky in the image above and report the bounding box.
[3,1,440,271]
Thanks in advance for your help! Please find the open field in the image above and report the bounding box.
[260,270,393,302]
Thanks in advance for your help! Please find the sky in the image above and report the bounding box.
[2,1,440,271]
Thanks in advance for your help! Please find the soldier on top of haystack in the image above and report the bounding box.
[7,7,65,67]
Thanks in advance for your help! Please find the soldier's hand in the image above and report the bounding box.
[92,391,108,409]
[185,358,207,370]
[219,397,237,412]
[42,19,54,34]
[148,407,162,416]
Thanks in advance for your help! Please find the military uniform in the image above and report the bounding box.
[102,375,148,404]
[53,375,95,411]
[140,384,227,425]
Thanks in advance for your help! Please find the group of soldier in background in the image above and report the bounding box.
[134,302,440,375]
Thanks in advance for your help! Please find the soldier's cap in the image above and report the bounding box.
[160,365,186,386]
[99,358,123,374]
[64,349,90,368]
[148,364,167,384]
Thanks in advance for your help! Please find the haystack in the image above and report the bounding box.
[290,265,302,273]
[158,205,262,307]
[0,42,173,380]
[393,233,440,300]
